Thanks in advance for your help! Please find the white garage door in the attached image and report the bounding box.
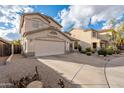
[35,40,65,57]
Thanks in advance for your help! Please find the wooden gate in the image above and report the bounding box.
[14,45,21,54]
[0,38,11,57]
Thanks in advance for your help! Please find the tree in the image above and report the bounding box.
[115,22,124,47]
[11,40,21,45]
[107,19,124,48]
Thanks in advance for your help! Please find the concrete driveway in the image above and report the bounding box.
[37,53,109,88]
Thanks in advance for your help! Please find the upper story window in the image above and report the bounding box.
[92,31,97,38]
[32,20,39,28]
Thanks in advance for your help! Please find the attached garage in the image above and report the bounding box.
[20,13,79,57]
[34,40,65,57]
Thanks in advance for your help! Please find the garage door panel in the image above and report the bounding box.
[35,40,65,56]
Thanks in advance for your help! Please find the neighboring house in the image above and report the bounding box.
[0,37,11,57]
[70,28,113,50]
[98,29,114,48]
[20,13,78,57]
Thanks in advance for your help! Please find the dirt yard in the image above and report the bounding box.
[0,56,8,65]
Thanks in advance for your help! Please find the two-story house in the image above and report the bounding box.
[19,13,78,57]
[70,28,112,50]
[98,29,115,48]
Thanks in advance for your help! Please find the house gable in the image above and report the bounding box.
[25,28,71,42]
[20,13,62,35]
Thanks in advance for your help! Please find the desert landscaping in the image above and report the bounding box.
[0,52,124,88]
[0,7,124,88]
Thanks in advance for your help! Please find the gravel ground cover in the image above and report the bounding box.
[0,54,76,88]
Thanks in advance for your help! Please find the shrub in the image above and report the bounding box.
[106,49,113,55]
[106,45,113,50]
[85,47,91,52]
[98,48,107,56]
[86,52,92,56]
[112,50,116,54]
[74,46,78,49]
[116,49,121,54]
[91,49,95,54]
[78,45,82,52]
[80,50,86,54]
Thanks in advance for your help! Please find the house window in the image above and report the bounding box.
[32,21,39,28]
[92,42,97,49]
[92,32,97,38]
[100,43,105,48]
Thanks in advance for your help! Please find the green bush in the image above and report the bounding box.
[91,49,95,54]
[106,49,113,55]
[85,47,91,52]
[106,45,113,49]
[98,48,107,56]
[86,52,92,56]
[80,50,86,54]
[78,45,82,52]
[116,49,121,54]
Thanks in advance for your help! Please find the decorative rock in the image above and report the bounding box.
[27,81,43,88]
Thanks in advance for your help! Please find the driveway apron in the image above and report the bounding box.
[37,53,109,88]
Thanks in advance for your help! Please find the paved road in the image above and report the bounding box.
[106,57,124,88]
[37,53,109,88]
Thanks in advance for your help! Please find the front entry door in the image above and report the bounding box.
[92,42,97,49]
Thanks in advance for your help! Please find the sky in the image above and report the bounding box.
[0,5,124,41]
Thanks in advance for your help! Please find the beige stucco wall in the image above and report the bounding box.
[98,31,112,41]
[24,15,50,32]
[20,20,26,36]
[21,15,61,35]
[47,18,62,30]
[70,29,101,49]
[21,37,28,53]
[22,29,72,54]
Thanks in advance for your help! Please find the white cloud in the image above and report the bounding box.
[102,24,113,29]
[0,5,34,40]
[58,5,124,31]
[0,28,20,41]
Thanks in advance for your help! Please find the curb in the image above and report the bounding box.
[6,54,13,62]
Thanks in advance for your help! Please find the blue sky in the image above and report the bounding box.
[29,5,69,17]
[0,5,124,40]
